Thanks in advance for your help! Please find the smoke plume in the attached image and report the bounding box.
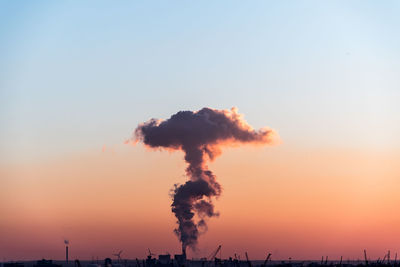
[134,107,278,251]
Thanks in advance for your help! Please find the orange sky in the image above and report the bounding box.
[2,0,400,262]
[1,145,399,261]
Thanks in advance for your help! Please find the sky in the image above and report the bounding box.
[1,0,400,261]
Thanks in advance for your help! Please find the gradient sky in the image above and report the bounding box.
[1,0,400,261]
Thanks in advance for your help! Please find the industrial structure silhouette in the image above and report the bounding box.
[2,247,398,267]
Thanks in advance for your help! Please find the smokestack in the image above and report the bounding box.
[182,247,186,259]
[64,239,69,263]
[66,246,69,263]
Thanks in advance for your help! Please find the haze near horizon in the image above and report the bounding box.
[1,0,399,261]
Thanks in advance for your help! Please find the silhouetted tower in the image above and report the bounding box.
[66,246,69,263]
[64,240,69,264]
[182,247,186,259]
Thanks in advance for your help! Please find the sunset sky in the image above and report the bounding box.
[1,0,400,261]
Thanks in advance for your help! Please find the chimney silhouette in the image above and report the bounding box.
[66,245,69,263]
[182,247,186,259]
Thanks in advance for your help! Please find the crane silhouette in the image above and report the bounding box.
[208,245,222,261]
[113,250,123,263]
[148,249,156,257]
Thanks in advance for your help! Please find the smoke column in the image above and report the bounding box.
[134,107,278,251]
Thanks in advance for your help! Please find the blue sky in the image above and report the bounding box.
[1,1,399,163]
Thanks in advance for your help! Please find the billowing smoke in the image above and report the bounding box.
[134,107,278,251]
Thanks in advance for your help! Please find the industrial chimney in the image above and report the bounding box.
[64,239,69,263]
[66,246,69,263]
[182,247,186,260]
